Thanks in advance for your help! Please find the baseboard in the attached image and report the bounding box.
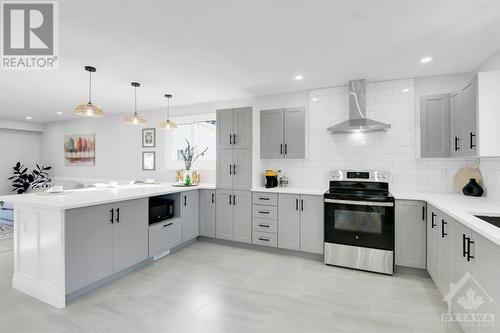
[12,273,66,309]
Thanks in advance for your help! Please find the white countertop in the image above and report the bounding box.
[0,183,216,210]
[251,186,327,196]
[393,191,500,246]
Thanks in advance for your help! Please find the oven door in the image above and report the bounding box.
[324,198,394,250]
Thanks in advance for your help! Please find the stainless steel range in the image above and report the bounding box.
[324,170,395,275]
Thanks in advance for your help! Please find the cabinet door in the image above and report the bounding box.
[182,190,200,242]
[284,107,305,159]
[216,149,233,189]
[474,231,500,333]
[233,190,251,243]
[200,190,216,238]
[437,213,452,296]
[300,195,324,254]
[216,108,234,150]
[233,149,252,190]
[65,204,115,293]
[260,109,284,159]
[113,199,148,272]
[426,205,440,283]
[450,91,464,157]
[215,189,233,240]
[420,94,450,158]
[233,106,252,149]
[395,200,426,269]
[461,79,477,156]
[278,194,300,250]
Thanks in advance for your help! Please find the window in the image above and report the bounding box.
[166,114,216,169]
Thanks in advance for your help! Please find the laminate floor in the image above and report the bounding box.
[0,238,461,333]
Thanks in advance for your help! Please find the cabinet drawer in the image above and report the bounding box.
[149,218,182,257]
[252,205,277,219]
[252,231,277,247]
[252,218,277,233]
[252,192,278,206]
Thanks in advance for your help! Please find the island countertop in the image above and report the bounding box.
[0,183,216,210]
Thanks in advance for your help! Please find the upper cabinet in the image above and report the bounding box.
[420,94,450,158]
[217,106,252,149]
[260,107,305,159]
[420,70,500,158]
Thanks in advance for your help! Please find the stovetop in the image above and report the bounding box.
[326,170,393,203]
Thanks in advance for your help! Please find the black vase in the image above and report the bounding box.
[462,178,484,197]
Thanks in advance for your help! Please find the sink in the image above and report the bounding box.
[474,215,500,228]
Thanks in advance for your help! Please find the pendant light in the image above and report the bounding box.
[123,82,146,125]
[74,66,104,118]
[159,94,177,129]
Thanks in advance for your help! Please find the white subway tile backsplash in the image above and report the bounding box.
[262,78,474,191]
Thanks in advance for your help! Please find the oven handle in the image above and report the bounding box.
[324,198,394,207]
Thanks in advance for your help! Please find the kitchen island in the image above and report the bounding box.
[0,183,215,308]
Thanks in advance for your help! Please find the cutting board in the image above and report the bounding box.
[453,168,483,193]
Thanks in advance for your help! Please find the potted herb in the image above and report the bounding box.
[180,139,208,185]
[8,162,52,194]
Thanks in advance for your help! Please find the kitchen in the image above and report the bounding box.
[1,1,500,332]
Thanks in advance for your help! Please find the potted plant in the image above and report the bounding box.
[8,162,52,194]
[180,139,208,186]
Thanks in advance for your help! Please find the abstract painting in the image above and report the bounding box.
[142,128,155,148]
[64,134,95,166]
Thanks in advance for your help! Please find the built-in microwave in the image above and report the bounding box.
[149,197,175,224]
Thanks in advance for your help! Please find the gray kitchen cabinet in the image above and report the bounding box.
[216,108,234,150]
[149,218,182,257]
[260,109,284,159]
[284,108,306,159]
[65,198,148,294]
[233,190,252,243]
[200,190,216,238]
[260,107,305,159]
[450,91,464,157]
[215,189,233,241]
[427,204,440,283]
[473,231,500,333]
[216,107,252,149]
[299,195,324,254]
[278,194,300,250]
[233,149,252,190]
[66,203,115,293]
[113,199,148,272]
[182,190,200,242]
[216,149,233,189]
[420,94,450,158]
[395,200,426,269]
[233,106,253,149]
[451,77,478,158]
[437,212,452,296]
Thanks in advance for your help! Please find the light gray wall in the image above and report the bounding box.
[41,90,309,186]
[0,129,42,195]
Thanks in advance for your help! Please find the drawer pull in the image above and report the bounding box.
[258,211,270,214]
[259,197,270,200]
[258,237,270,242]
[258,224,270,228]
[163,222,173,228]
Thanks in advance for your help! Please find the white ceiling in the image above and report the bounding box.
[1,0,500,123]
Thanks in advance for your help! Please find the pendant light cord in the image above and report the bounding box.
[134,86,138,116]
[88,70,92,104]
[167,96,170,120]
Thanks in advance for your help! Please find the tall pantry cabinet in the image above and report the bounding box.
[215,107,253,243]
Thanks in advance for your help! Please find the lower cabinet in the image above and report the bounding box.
[149,218,182,256]
[65,199,148,294]
[427,204,440,282]
[395,200,427,269]
[200,190,216,237]
[182,190,200,242]
[278,194,323,254]
[215,190,251,243]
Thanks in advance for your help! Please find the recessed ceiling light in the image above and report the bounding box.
[56,112,63,115]
[402,88,410,93]
[294,74,303,81]
[25,116,32,120]
[311,97,318,102]
[420,57,432,64]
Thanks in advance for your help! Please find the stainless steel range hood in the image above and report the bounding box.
[327,79,390,134]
